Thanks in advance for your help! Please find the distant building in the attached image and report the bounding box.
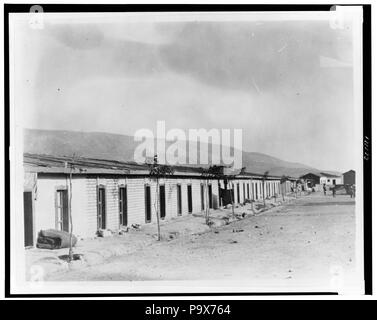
[320,172,342,186]
[343,170,355,185]
[300,173,320,189]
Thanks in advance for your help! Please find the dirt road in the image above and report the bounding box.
[47,192,358,291]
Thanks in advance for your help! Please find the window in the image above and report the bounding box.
[119,186,128,227]
[145,185,151,223]
[247,183,250,199]
[177,184,182,216]
[187,184,193,213]
[97,186,106,230]
[237,183,240,203]
[243,183,246,201]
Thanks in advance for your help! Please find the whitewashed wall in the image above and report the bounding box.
[32,174,283,240]
[33,174,222,238]
[34,175,88,238]
[320,176,342,185]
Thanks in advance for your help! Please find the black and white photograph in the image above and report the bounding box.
[4,3,371,297]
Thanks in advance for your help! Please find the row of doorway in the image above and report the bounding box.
[145,184,211,223]
[24,183,215,247]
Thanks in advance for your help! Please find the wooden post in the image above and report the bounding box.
[205,179,210,225]
[68,156,74,262]
[155,177,161,241]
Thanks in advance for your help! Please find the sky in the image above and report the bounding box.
[13,13,358,172]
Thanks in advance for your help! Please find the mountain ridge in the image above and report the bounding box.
[23,128,340,178]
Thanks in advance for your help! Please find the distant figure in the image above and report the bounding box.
[350,185,355,198]
[332,186,336,197]
[323,184,326,196]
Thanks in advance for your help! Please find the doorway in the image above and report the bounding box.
[208,184,213,209]
[200,184,205,211]
[145,185,151,223]
[56,189,69,232]
[23,191,34,247]
[159,185,166,219]
[119,186,128,227]
[187,185,193,213]
[97,187,106,229]
[177,184,182,216]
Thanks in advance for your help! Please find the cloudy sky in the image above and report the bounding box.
[14,13,357,171]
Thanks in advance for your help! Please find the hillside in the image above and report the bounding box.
[23,128,331,178]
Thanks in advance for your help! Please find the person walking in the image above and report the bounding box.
[323,183,326,196]
[350,185,355,198]
[332,185,336,198]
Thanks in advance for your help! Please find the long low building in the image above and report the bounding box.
[23,153,297,247]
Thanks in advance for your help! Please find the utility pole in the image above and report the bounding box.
[262,171,269,207]
[148,155,174,241]
[201,165,224,225]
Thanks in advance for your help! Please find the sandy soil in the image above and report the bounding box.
[46,192,358,291]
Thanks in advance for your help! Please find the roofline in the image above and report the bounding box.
[23,153,299,180]
[299,172,321,178]
[319,172,342,178]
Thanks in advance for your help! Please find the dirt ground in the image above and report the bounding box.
[46,192,358,291]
